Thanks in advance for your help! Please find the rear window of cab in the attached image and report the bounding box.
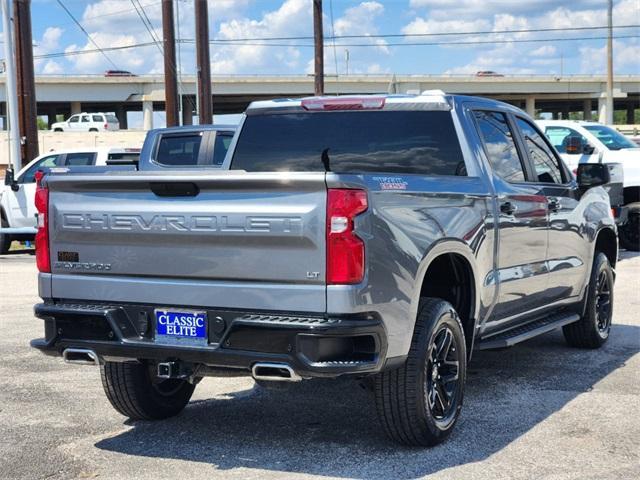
[230,111,466,176]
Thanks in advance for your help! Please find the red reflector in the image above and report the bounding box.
[34,171,50,273]
[327,189,368,285]
[302,97,385,111]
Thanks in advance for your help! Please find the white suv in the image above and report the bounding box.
[51,113,120,132]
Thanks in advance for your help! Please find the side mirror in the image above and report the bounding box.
[583,144,595,155]
[565,136,584,155]
[3,169,19,191]
[577,163,610,189]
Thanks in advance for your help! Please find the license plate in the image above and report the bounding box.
[155,309,207,345]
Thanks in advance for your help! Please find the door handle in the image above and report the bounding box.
[548,198,560,212]
[500,201,517,215]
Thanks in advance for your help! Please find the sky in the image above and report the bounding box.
[21,0,640,77]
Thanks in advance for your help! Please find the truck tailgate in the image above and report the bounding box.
[46,172,327,312]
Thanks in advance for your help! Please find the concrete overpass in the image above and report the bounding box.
[0,74,638,130]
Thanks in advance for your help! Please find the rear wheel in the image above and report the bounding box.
[89,128,98,132]
[0,216,12,254]
[53,128,63,132]
[563,252,613,348]
[374,298,466,446]
[100,361,195,420]
[619,203,640,251]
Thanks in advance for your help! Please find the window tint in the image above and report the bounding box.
[473,110,525,183]
[81,115,91,122]
[19,155,60,183]
[516,118,563,184]
[64,152,97,166]
[544,126,589,154]
[155,134,203,166]
[106,114,119,123]
[213,133,233,166]
[584,125,636,150]
[69,116,79,123]
[231,111,466,175]
[92,115,103,122]
[107,152,140,161]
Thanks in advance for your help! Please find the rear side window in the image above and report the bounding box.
[473,110,525,183]
[213,133,233,166]
[108,152,140,161]
[155,134,203,166]
[106,115,119,123]
[64,152,97,166]
[231,111,466,175]
[92,115,103,122]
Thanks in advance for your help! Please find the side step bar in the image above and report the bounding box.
[478,313,580,350]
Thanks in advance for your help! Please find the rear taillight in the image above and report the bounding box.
[104,123,108,129]
[34,171,50,273]
[327,189,368,284]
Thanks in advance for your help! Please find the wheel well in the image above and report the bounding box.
[595,228,617,268]
[420,253,475,354]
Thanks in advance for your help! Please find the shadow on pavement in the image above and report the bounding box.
[96,325,639,479]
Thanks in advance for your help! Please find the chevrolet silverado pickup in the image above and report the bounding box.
[31,93,617,446]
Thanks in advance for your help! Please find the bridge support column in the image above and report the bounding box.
[70,101,81,115]
[115,105,128,130]
[627,103,635,124]
[143,101,154,130]
[46,105,58,128]
[525,96,536,117]
[583,100,592,120]
[598,97,607,124]
[182,96,193,126]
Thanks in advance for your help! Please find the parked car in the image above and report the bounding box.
[475,70,503,77]
[0,147,140,253]
[51,113,120,132]
[31,93,616,447]
[104,70,136,77]
[538,120,640,250]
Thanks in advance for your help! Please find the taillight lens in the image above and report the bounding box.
[34,170,50,273]
[104,123,108,129]
[327,189,368,284]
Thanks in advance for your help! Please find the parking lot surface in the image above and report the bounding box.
[1,250,638,480]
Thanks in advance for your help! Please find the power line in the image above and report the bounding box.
[185,23,640,44]
[55,0,120,70]
[22,33,640,62]
[130,0,163,55]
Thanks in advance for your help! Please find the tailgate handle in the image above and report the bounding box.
[150,182,199,197]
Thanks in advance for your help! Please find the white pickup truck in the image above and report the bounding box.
[538,120,640,251]
[0,147,140,253]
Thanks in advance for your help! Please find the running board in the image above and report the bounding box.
[477,313,580,350]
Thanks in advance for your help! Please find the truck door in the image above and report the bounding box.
[472,110,550,327]
[514,117,589,302]
[7,154,62,229]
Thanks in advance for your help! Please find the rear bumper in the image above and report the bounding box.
[31,301,389,378]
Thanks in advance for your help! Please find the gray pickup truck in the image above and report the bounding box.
[31,93,617,446]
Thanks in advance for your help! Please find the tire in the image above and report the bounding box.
[100,361,195,420]
[619,203,640,251]
[374,298,467,446]
[0,216,12,254]
[53,128,63,132]
[563,252,614,348]
[89,128,98,132]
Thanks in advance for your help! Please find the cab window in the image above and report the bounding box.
[64,152,97,166]
[81,115,91,123]
[68,115,79,123]
[18,155,61,183]
[516,118,564,184]
[544,126,591,154]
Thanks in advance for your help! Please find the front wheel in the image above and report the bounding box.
[100,361,195,420]
[374,298,467,446]
[563,252,614,348]
[0,216,12,254]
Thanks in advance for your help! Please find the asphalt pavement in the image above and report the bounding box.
[1,250,638,480]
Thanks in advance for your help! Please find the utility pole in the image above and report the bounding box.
[195,0,212,125]
[313,0,324,96]
[605,0,614,125]
[13,0,38,164]
[162,0,178,127]
[1,0,21,172]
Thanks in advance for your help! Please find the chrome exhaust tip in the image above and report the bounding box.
[251,362,301,382]
[62,348,99,366]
